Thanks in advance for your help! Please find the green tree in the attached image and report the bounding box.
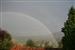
[44,41,50,48]
[0,29,12,50]
[26,39,35,47]
[62,6,75,50]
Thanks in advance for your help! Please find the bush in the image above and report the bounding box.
[0,29,12,50]
[26,39,35,47]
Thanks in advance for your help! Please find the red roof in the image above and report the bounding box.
[11,44,45,50]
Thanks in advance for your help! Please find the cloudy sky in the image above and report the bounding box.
[0,0,74,32]
[0,0,75,41]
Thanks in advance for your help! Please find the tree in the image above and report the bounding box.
[61,6,75,50]
[0,29,12,50]
[26,39,35,47]
[44,41,50,48]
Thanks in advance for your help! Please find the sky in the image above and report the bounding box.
[0,0,75,42]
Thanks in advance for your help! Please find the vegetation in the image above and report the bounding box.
[62,6,75,50]
[26,39,35,47]
[0,29,12,50]
[44,41,52,48]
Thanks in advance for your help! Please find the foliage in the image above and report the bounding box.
[61,6,75,50]
[44,41,51,48]
[26,39,35,47]
[0,29,12,50]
